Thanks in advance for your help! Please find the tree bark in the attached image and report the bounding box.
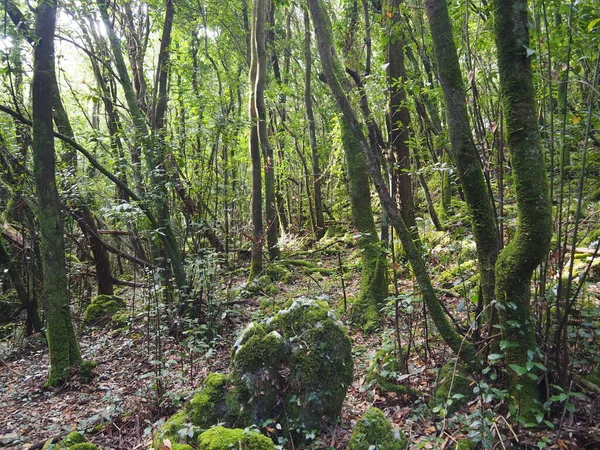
[32,0,81,385]
[304,9,325,240]
[385,0,419,242]
[248,0,264,278]
[424,0,498,318]
[493,0,552,419]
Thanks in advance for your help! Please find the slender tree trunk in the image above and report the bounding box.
[308,1,388,332]
[256,0,279,260]
[248,0,263,278]
[32,0,81,385]
[493,0,552,419]
[304,9,325,240]
[385,0,418,241]
[424,0,498,317]
[0,238,42,334]
[73,207,114,296]
[308,0,478,366]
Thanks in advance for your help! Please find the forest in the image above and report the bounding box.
[0,0,599,448]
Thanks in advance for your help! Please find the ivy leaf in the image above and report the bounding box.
[508,364,528,376]
[523,45,536,57]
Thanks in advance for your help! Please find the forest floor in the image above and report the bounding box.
[0,232,599,449]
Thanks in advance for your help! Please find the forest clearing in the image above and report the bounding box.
[0,0,599,449]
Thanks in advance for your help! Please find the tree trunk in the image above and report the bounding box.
[256,0,279,260]
[385,0,419,241]
[424,0,498,317]
[308,1,388,333]
[73,207,114,296]
[32,0,81,385]
[493,0,552,419]
[248,0,264,278]
[304,9,325,240]
[308,0,478,366]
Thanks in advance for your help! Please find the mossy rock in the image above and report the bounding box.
[266,264,291,283]
[69,444,99,450]
[197,426,274,450]
[64,431,85,446]
[152,411,193,449]
[243,276,277,297]
[231,298,353,439]
[83,295,126,326]
[186,373,232,428]
[432,361,476,415]
[347,407,407,450]
[79,360,97,384]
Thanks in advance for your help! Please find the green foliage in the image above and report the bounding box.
[197,426,274,450]
[83,295,126,326]
[347,407,407,450]
[68,445,99,450]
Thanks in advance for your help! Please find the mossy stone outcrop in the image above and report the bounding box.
[347,407,407,450]
[152,411,189,449]
[186,374,231,428]
[231,298,353,435]
[197,426,274,450]
[432,361,476,415]
[83,295,126,326]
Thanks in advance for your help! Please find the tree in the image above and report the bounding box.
[32,0,81,385]
[423,0,498,325]
[493,0,552,419]
[308,0,478,365]
[248,0,265,278]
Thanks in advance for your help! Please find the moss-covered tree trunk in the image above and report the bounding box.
[32,0,81,385]
[340,118,389,333]
[493,0,552,418]
[424,0,498,315]
[308,0,478,367]
[306,2,388,332]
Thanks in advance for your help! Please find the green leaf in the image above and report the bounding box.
[523,45,536,57]
[488,353,503,362]
[508,364,528,376]
[588,17,600,32]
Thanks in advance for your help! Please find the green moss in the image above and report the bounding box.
[432,361,475,415]
[197,426,274,450]
[152,411,195,449]
[79,360,97,384]
[231,299,353,438]
[63,432,85,446]
[186,373,231,428]
[266,264,291,283]
[347,407,407,450]
[68,445,99,450]
[171,445,194,450]
[243,276,277,297]
[83,295,126,326]
[455,439,477,450]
